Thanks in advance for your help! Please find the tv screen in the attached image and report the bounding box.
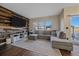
[10,16,26,27]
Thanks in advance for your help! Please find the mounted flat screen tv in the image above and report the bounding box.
[10,16,26,27]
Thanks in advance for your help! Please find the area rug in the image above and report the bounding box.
[12,39,61,56]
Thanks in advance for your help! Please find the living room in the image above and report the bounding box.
[0,3,79,56]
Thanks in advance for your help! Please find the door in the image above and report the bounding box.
[70,16,79,45]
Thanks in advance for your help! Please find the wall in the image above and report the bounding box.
[59,9,65,32]
[29,15,60,31]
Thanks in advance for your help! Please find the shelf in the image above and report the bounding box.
[0,6,29,36]
[0,22,11,24]
[0,42,6,46]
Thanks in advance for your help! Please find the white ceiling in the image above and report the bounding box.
[0,3,79,18]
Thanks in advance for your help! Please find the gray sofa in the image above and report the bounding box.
[35,30,51,39]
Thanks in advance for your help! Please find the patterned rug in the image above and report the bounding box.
[12,39,61,56]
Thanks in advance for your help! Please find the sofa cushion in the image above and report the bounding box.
[59,32,66,39]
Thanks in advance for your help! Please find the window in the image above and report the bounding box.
[33,20,52,30]
[71,16,79,27]
[71,16,79,41]
[45,21,52,30]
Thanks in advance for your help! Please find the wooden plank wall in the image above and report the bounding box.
[0,6,29,28]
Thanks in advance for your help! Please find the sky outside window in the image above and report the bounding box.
[71,16,79,27]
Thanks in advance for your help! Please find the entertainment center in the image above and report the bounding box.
[0,6,29,48]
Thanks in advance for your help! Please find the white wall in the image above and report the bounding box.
[59,10,65,32]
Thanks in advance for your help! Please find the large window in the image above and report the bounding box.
[71,16,79,27]
[33,20,52,30]
[71,16,79,41]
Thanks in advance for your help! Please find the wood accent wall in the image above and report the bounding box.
[0,6,29,30]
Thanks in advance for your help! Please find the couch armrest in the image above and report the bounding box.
[50,36,73,43]
[50,36,73,51]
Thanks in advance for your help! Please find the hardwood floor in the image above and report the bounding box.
[59,49,71,56]
[0,45,79,56]
[0,45,71,56]
[59,45,79,56]
[0,45,42,56]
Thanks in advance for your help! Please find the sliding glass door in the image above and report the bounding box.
[71,16,79,45]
